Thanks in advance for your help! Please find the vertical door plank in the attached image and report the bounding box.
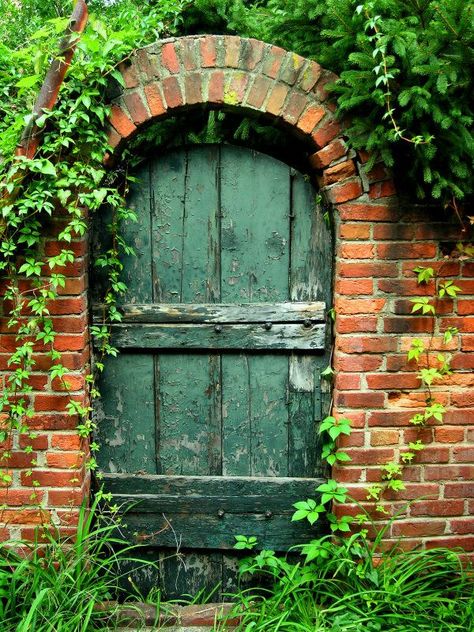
[157,353,221,476]
[222,354,251,476]
[150,151,187,303]
[249,355,289,476]
[288,172,329,477]
[96,353,156,473]
[121,163,153,304]
[161,146,224,592]
[181,145,221,304]
[220,146,290,302]
[220,146,291,480]
[288,355,316,477]
[159,550,223,601]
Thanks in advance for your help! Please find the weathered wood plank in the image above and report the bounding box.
[105,322,326,351]
[102,473,324,500]
[220,146,290,302]
[249,355,289,476]
[102,474,327,550]
[118,512,326,550]
[93,301,326,324]
[157,354,221,476]
[287,170,332,478]
[150,149,186,302]
[182,145,221,303]
[288,356,316,477]
[221,353,251,476]
[122,163,153,304]
[95,353,156,474]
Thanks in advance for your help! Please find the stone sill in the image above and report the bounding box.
[99,602,239,629]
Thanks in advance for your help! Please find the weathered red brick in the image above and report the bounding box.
[338,202,399,222]
[0,489,44,505]
[123,91,149,125]
[336,336,396,353]
[309,139,347,168]
[320,160,356,186]
[335,278,373,295]
[51,434,83,451]
[370,429,399,446]
[240,38,265,71]
[338,262,399,278]
[21,470,83,488]
[181,38,198,71]
[224,36,240,68]
[369,180,397,199]
[246,75,272,109]
[184,73,202,105]
[162,76,183,109]
[327,179,363,204]
[262,45,286,79]
[335,354,383,372]
[340,243,375,259]
[336,315,378,333]
[109,104,136,138]
[373,223,416,240]
[425,465,473,481]
[46,452,84,469]
[161,42,180,73]
[144,84,166,117]
[200,36,217,67]
[377,242,437,259]
[208,70,224,103]
[335,298,386,314]
[336,391,385,408]
[434,427,465,443]
[266,83,289,116]
[391,521,446,538]
[1,509,50,525]
[445,483,474,498]
[450,519,474,535]
[298,60,322,92]
[282,91,308,124]
[311,118,341,149]
[338,222,371,240]
[344,447,394,465]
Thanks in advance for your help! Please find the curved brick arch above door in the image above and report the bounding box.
[106,34,396,206]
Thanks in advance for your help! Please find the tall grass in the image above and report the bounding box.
[231,529,474,632]
[0,495,148,632]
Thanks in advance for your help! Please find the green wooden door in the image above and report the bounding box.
[93,144,332,597]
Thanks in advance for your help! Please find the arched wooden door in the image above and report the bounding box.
[93,144,332,597]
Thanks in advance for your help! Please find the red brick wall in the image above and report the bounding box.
[332,201,473,550]
[0,231,90,541]
[0,34,472,551]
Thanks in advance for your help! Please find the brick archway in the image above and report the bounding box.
[106,35,395,205]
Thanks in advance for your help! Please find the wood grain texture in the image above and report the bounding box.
[94,301,326,323]
[104,322,326,351]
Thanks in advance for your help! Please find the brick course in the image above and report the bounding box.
[0,34,472,553]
